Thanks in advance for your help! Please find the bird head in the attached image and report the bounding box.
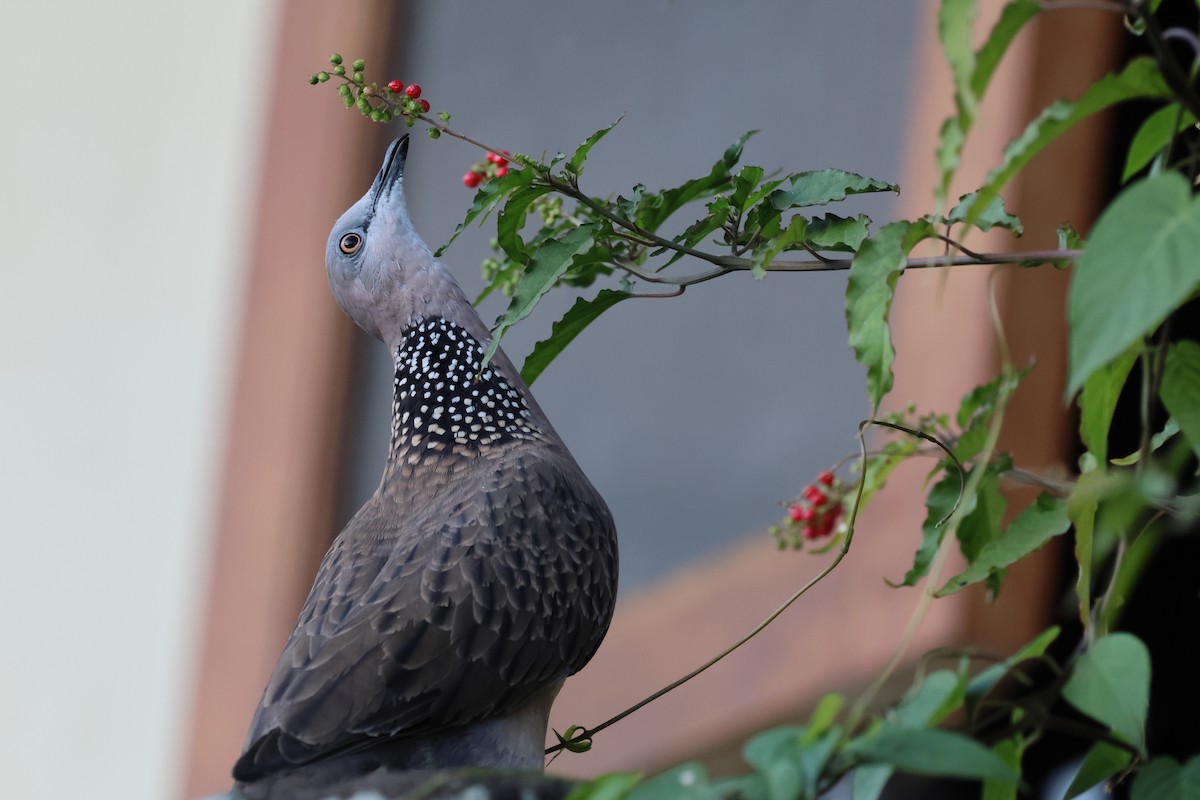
[326,135,452,343]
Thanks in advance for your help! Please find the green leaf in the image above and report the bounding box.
[769,169,898,211]
[496,186,553,263]
[937,493,1071,596]
[751,216,807,278]
[635,131,756,234]
[894,469,964,587]
[966,626,1060,717]
[1079,344,1140,465]
[936,117,966,203]
[983,736,1026,800]
[484,224,597,367]
[848,727,1018,783]
[567,118,622,174]
[803,693,844,743]
[847,220,933,410]
[956,464,1007,564]
[893,670,967,729]
[661,196,730,269]
[437,166,535,256]
[731,166,766,212]
[1062,632,1151,747]
[851,766,892,800]
[1123,103,1197,182]
[520,287,630,386]
[742,726,804,800]
[971,1,1040,98]
[1064,741,1132,799]
[940,0,979,122]
[566,772,642,800]
[1160,340,1200,460]
[1067,467,1105,628]
[947,191,1024,235]
[629,764,716,800]
[1067,172,1200,396]
[1131,756,1200,800]
[964,56,1172,229]
[806,213,872,252]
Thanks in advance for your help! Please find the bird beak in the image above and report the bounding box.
[371,135,410,212]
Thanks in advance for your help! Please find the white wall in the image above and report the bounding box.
[0,3,275,798]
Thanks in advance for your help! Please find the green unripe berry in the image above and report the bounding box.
[308,74,319,85]
[338,84,351,96]
[371,110,384,122]
[329,53,343,65]
[380,110,393,122]
[352,71,364,84]
[404,116,416,128]
[333,64,345,76]
[343,95,355,108]
[438,111,451,123]
[427,128,440,140]
[317,71,330,82]
[357,97,371,113]
[352,59,365,71]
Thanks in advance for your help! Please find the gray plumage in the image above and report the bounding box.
[232,136,618,788]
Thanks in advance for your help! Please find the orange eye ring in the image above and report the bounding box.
[339,232,363,254]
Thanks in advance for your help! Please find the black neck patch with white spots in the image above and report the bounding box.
[389,317,539,459]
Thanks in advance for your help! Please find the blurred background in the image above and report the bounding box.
[2,2,1135,798]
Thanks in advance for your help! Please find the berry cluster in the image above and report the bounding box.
[310,54,449,136]
[463,151,511,189]
[772,470,847,550]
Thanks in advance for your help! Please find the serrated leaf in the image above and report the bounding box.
[964,56,1172,228]
[496,186,554,263]
[769,169,898,211]
[848,727,1018,783]
[937,493,1071,596]
[731,166,766,212]
[971,1,1040,98]
[947,191,1024,235]
[567,118,622,174]
[1079,344,1140,465]
[521,288,630,385]
[1067,172,1200,396]
[1160,340,1200,460]
[750,216,807,278]
[1124,103,1197,182]
[1131,756,1200,800]
[483,224,597,367]
[660,196,730,269]
[956,464,1007,564]
[806,213,872,252]
[895,470,966,587]
[940,0,979,121]
[847,220,933,410]
[635,131,756,234]
[1062,632,1151,748]
[437,166,535,256]
[1064,741,1132,799]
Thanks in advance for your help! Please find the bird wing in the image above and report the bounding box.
[233,446,617,780]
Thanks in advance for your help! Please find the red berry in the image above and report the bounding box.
[494,165,508,178]
[788,505,804,523]
[801,525,819,540]
[462,171,482,188]
[417,98,430,113]
[818,470,835,486]
[387,80,404,94]
[405,83,422,99]
[802,485,827,506]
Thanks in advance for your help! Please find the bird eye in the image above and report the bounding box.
[339,232,363,254]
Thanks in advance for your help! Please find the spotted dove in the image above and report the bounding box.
[232,136,619,788]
